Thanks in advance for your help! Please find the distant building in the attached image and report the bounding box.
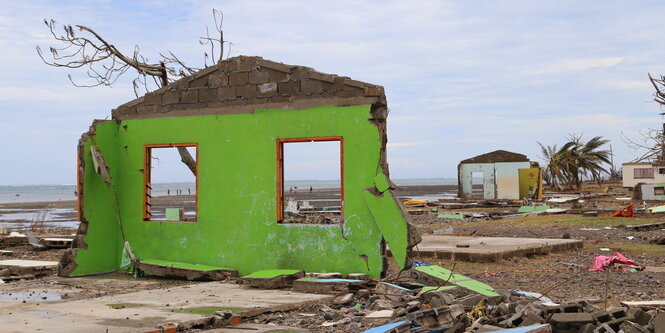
[621,162,665,188]
[622,162,665,200]
[457,150,542,200]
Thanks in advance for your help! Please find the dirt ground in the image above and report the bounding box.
[0,182,664,331]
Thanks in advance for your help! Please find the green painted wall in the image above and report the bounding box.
[73,105,409,278]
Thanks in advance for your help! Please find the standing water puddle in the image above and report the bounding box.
[0,291,62,302]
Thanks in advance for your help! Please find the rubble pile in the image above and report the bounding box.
[228,265,665,333]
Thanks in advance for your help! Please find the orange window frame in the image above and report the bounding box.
[143,143,199,222]
[276,136,344,223]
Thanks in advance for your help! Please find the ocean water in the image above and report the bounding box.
[0,178,458,204]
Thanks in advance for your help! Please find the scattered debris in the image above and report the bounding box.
[589,252,644,272]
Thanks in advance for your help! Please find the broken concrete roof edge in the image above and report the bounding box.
[111,55,386,120]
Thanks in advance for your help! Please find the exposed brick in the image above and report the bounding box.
[301,79,323,95]
[218,87,237,101]
[364,86,384,97]
[144,93,161,105]
[309,71,335,83]
[229,72,249,85]
[208,73,228,86]
[189,75,209,88]
[322,81,336,93]
[236,85,257,98]
[335,89,362,98]
[334,77,346,90]
[162,91,180,105]
[278,80,300,95]
[198,88,218,102]
[249,70,270,84]
[257,58,291,72]
[258,82,278,96]
[291,67,311,80]
[268,95,292,103]
[236,57,259,71]
[269,70,290,82]
[137,105,159,114]
[180,90,199,103]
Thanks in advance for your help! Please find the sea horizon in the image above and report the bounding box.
[0,178,459,204]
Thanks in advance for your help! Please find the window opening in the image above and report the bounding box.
[634,168,654,179]
[277,137,343,224]
[654,187,665,196]
[144,144,197,222]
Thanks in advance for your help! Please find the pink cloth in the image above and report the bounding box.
[589,252,637,271]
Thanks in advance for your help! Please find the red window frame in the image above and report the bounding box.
[143,143,199,222]
[276,137,344,224]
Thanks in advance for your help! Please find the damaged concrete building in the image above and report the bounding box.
[457,150,542,200]
[61,56,420,279]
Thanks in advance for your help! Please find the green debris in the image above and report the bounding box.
[420,286,457,292]
[373,172,391,193]
[243,269,302,278]
[107,303,144,309]
[517,205,550,213]
[437,213,464,219]
[140,258,232,272]
[415,265,499,297]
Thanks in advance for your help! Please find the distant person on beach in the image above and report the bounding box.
[167,189,170,195]
[188,188,191,195]
[309,186,312,192]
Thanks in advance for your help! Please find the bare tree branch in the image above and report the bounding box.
[37,10,230,95]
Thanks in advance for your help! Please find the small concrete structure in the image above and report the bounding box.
[414,236,583,262]
[622,162,665,188]
[458,150,541,200]
[634,182,665,201]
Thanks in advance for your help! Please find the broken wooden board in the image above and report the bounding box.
[137,258,237,281]
[292,278,368,294]
[40,237,73,249]
[620,300,665,308]
[240,269,305,289]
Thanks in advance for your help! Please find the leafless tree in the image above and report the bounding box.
[37,9,228,175]
[36,9,229,97]
[621,74,665,163]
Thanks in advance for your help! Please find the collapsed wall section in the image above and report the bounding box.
[62,56,420,277]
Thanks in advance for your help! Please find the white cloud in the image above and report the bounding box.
[523,57,625,75]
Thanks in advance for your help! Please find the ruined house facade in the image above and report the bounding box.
[61,56,420,278]
[457,150,542,200]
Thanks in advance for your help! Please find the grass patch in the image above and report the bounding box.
[171,306,248,316]
[587,242,665,257]
[107,303,144,309]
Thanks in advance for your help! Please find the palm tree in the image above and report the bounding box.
[538,135,611,190]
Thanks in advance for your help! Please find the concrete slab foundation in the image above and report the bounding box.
[413,236,583,262]
[0,281,329,332]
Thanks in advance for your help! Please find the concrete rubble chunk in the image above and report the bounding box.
[240,269,305,289]
[333,293,354,306]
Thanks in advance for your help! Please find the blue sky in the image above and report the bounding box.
[2,1,665,184]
